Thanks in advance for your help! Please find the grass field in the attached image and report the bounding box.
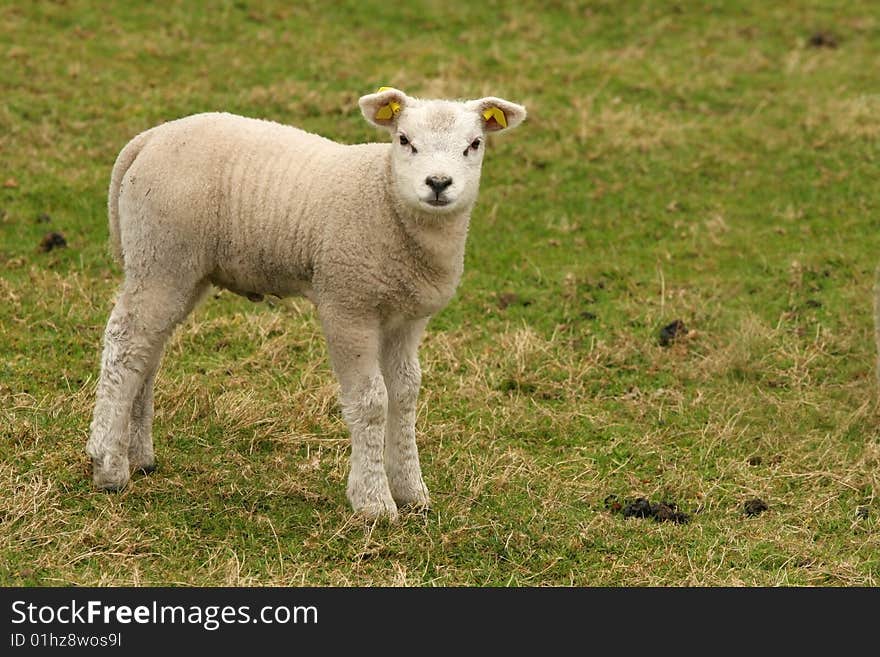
[1,1,878,586]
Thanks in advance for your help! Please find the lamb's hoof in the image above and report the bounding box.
[389,478,430,511]
[348,489,399,522]
[91,457,130,492]
[393,494,431,513]
[355,501,399,523]
[128,443,155,475]
[134,461,157,476]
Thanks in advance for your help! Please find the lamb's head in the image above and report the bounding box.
[359,88,526,216]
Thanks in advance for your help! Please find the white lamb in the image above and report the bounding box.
[86,87,526,520]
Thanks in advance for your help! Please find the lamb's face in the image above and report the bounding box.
[389,101,486,214]
[359,89,527,216]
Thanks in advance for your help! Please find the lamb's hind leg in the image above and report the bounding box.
[127,283,207,475]
[381,318,430,509]
[126,351,161,475]
[87,279,204,490]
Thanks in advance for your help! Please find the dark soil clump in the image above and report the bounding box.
[603,494,622,514]
[807,31,838,48]
[39,232,67,252]
[743,498,768,517]
[497,292,532,310]
[610,496,690,524]
[658,319,687,347]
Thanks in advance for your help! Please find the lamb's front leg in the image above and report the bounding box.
[321,308,397,521]
[381,319,430,510]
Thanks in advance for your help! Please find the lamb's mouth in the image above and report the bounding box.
[425,198,451,207]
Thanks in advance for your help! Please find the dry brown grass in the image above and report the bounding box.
[805,93,880,140]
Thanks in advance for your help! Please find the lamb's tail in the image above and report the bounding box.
[107,128,154,265]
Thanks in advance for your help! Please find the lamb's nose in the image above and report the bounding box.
[426,175,453,194]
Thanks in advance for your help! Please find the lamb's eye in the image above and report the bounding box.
[463,138,481,156]
[399,135,417,153]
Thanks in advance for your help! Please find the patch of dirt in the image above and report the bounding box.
[36,212,51,223]
[607,495,690,524]
[497,292,519,309]
[807,31,838,48]
[855,506,869,520]
[604,494,622,514]
[748,454,782,466]
[497,292,532,310]
[658,319,687,347]
[39,232,67,252]
[498,377,537,394]
[743,498,768,517]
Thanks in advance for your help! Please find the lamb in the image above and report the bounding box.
[86,87,526,520]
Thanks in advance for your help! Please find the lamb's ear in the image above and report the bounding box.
[467,97,527,133]
[359,87,408,130]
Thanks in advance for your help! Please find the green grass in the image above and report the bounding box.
[1,0,878,586]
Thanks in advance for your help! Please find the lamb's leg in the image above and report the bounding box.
[126,349,162,474]
[381,318,430,509]
[87,279,204,490]
[320,308,397,521]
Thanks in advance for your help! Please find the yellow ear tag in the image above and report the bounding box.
[482,106,508,128]
[375,86,401,121]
